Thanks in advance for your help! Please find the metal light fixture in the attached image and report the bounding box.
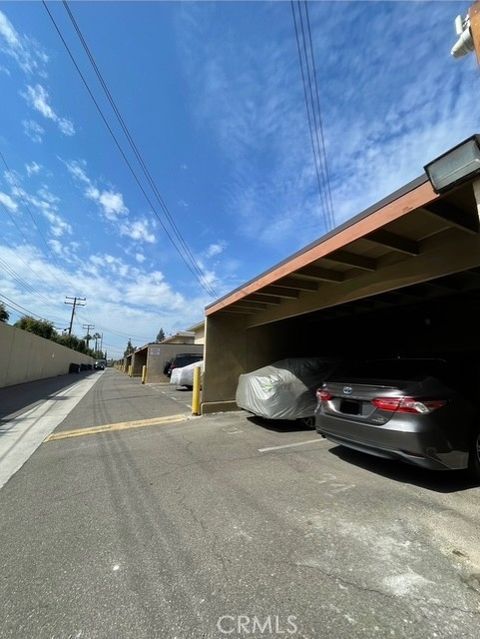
[451,13,474,58]
[424,135,480,194]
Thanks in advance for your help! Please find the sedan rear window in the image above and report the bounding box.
[331,358,449,382]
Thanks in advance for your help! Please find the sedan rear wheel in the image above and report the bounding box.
[468,430,480,481]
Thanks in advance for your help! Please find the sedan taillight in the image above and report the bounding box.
[371,396,446,414]
[316,389,333,402]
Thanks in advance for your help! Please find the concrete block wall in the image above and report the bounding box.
[0,322,94,388]
[146,344,204,383]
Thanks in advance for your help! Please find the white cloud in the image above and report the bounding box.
[11,183,72,238]
[120,218,156,244]
[96,190,128,219]
[25,161,41,177]
[22,119,45,143]
[24,84,54,119]
[66,160,128,221]
[49,239,79,260]
[0,191,17,212]
[205,241,226,258]
[42,209,72,237]
[22,84,75,136]
[58,118,75,137]
[65,160,158,246]
[37,186,58,204]
[177,1,480,257]
[0,9,47,74]
[135,253,146,263]
[3,169,21,187]
[0,11,18,49]
[64,159,90,184]
[0,239,216,355]
[88,253,130,278]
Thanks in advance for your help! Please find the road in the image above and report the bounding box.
[0,368,479,638]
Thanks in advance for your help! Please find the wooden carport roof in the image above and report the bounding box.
[205,172,480,327]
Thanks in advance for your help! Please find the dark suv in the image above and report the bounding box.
[315,357,480,478]
[164,353,203,377]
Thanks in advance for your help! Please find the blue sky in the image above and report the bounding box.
[0,1,478,357]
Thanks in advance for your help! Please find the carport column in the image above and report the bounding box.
[473,178,480,223]
[202,313,249,414]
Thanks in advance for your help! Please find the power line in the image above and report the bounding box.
[303,1,335,228]
[0,234,69,325]
[298,0,335,230]
[0,292,59,323]
[0,150,54,259]
[62,0,217,298]
[0,149,85,295]
[290,0,335,231]
[0,246,64,316]
[42,1,217,297]
[75,311,151,343]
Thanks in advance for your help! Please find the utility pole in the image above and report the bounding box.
[82,323,95,349]
[100,332,103,356]
[64,296,86,336]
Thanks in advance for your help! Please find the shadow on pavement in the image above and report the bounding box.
[0,372,95,424]
[329,445,478,494]
[247,415,314,433]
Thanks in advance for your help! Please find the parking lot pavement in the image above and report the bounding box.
[147,380,193,412]
[1,378,480,638]
[52,368,193,434]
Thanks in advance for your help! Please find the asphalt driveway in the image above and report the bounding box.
[0,369,479,638]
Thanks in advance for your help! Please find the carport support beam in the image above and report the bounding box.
[473,178,480,223]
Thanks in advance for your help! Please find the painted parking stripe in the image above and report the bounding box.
[46,413,190,441]
[258,439,325,453]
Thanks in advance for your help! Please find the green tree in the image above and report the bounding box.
[92,332,102,355]
[14,316,56,340]
[124,339,135,357]
[156,328,165,342]
[0,302,9,323]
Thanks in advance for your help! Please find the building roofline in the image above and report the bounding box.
[206,174,435,315]
[187,321,205,332]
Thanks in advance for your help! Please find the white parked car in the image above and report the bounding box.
[236,357,335,426]
[170,360,204,389]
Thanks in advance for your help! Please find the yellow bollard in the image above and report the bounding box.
[191,366,201,416]
[128,364,132,377]
[141,365,147,384]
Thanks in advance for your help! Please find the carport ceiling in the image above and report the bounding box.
[302,268,480,322]
[206,174,480,327]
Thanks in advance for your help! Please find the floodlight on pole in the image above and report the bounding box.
[451,14,474,57]
[451,2,480,61]
[424,135,480,194]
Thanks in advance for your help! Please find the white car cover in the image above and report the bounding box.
[170,360,204,387]
[236,358,335,420]
[170,366,183,385]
